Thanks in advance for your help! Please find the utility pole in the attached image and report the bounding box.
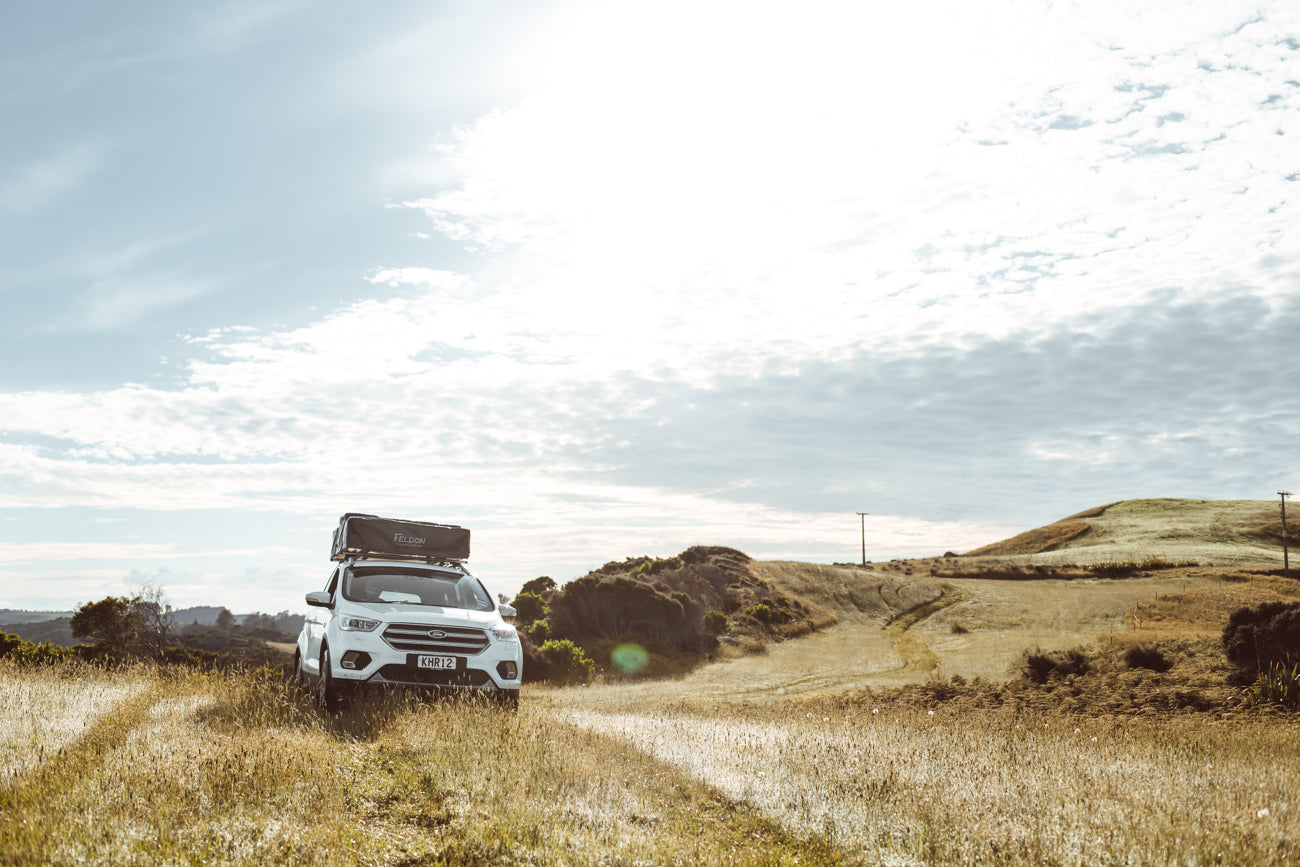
[856,512,869,567]
[1281,491,1292,577]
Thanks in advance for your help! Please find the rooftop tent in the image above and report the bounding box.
[330,513,471,562]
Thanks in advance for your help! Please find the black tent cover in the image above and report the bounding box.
[330,513,471,562]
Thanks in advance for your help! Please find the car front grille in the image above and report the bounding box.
[382,623,489,655]
[375,664,492,687]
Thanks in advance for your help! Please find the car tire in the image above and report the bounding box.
[318,646,342,711]
[496,689,520,711]
[294,652,308,691]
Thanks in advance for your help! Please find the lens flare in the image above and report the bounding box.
[610,643,648,673]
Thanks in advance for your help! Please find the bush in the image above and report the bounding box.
[524,619,550,643]
[1020,647,1090,684]
[537,639,595,685]
[1124,644,1173,672]
[511,591,547,626]
[1223,601,1300,682]
[0,631,77,665]
[0,631,24,658]
[520,576,557,596]
[1239,661,1300,710]
[746,603,772,624]
[548,574,702,651]
[703,610,730,635]
[631,557,684,576]
[1084,558,1196,578]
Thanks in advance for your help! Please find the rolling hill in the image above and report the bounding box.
[964,497,1294,566]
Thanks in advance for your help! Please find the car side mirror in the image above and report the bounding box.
[305,590,334,608]
[498,603,517,619]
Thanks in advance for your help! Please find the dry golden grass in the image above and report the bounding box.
[965,520,1091,557]
[971,498,1293,567]
[0,662,850,865]
[7,657,1296,866]
[560,702,1300,865]
[0,663,152,778]
[1123,573,1300,637]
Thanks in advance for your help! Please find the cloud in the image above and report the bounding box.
[399,1,1299,365]
[0,144,103,216]
[536,292,1300,523]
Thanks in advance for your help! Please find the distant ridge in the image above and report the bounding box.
[964,498,1293,566]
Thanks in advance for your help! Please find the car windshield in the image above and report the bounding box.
[342,566,494,611]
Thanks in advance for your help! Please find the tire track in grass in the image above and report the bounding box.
[883,585,970,675]
[0,669,152,778]
[0,679,164,863]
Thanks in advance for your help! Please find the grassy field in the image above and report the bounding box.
[0,663,851,866]
[2,658,1298,866]
[4,499,1300,864]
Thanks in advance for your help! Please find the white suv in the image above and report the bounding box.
[295,557,523,709]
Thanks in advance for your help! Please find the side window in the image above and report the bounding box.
[325,567,340,596]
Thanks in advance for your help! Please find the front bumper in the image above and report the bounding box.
[328,623,522,691]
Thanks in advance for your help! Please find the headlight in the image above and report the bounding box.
[339,616,380,632]
[490,625,518,643]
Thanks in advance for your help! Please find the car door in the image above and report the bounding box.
[303,567,340,676]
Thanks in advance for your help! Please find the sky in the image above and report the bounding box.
[2,0,1297,613]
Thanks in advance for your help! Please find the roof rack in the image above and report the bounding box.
[330,513,471,563]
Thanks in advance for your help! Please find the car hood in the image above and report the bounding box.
[346,601,502,627]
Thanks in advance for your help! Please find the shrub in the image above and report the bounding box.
[1239,660,1300,709]
[524,619,550,643]
[631,557,684,576]
[1223,601,1300,682]
[950,622,969,635]
[0,630,25,658]
[1124,644,1173,672]
[520,576,557,596]
[1019,647,1090,684]
[0,632,77,664]
[1083,557,1198,578]
[703,610,730,635]
[746,603,772,624]
[548,574,702,651]
[511,591,547,626]
[537,639,595,685]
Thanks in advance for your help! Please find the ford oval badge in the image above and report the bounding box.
[428,629,447,639]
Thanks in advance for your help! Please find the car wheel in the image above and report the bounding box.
[496,689,520,711]
[318,646,341,711]
[294,652,307,690]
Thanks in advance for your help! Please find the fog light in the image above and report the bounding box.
[497,661,518,680]
[340,650,371,670]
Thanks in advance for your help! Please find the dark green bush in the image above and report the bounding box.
[510,591,547,626]
[537,639,595,685]
[1124,644,1173,672]
[1020,647,1090,684]
[524,619,550,643]
[746,603,772,623]
[548,574,702,651]
[0,631,77,664]
[703,610,730,635]
[1223,601,1300,683]
[520,576,557,596]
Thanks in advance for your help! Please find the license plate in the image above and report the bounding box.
[416,655,457,670]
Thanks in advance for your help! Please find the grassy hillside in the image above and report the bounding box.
[966,498,1294,565]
